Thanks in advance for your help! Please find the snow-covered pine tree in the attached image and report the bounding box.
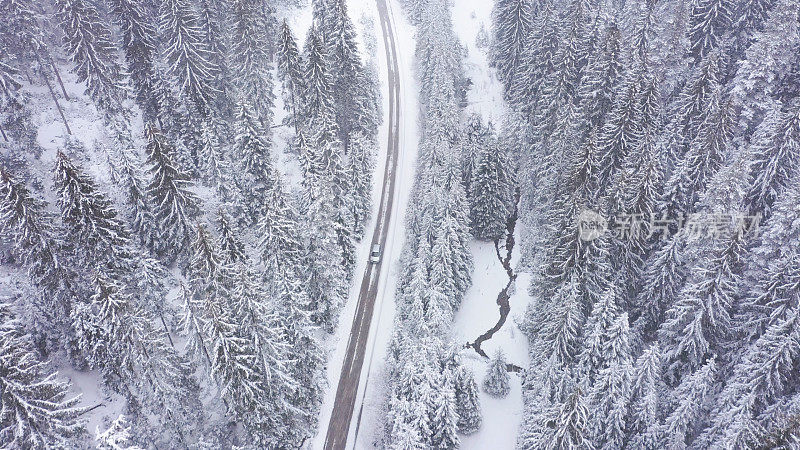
[703,309,800,447]
[0,0,45,63]
[0,57,38,151]
[531,0,591,154]
[185,223,272,442]
[228,261,295,444]
[469,129,514,241]
[658,358,717,448]
[303,26,336,134]
[663,51,723,164]
[144,125,200,261]
[388,421,426,450]
[594,72,642,195]
[688,0,734,61]
[428,376,460,449]
[159,0,219,118]
[415,0,462,111]
[579,285,622,383]
[433,186,474,307]
[0,301,85,447]
[304,188,348,333]
[85,270,204,447]
[0,169,77,337]
[453,364,482,434]
[300,32,353,272]
[326,0,372,141]
[577,20,622,131]
[216,209,246,264]
[96,415,143,450]
[461,114,486,200]
[106,0,160,122]
[745,104,800,218]
[257,179,304,278]
[550,387,592,450]
[735,179,800,345]
[54,0,127,114]
[733,0,775,40]
[399,0,427,25]
[632,231,688,344]
[587,313,632,449]
[658,226,746,379]
[109,143,160,253]
[605,76,663,300]
[662,86,732,219]
[625,343,664,447]
[233,102,275,221]
[276,20,305,128]
[531,277,584,369]
[196,0,228,91]
[197,116,238,207]
[483,349,511,398]
[490,0,532,96]
[346,130,375,238]
[273,266,325,443]
[229,0,275,126]
[506,0,557,113]
[730,0,800,129]
[54,149,136,274]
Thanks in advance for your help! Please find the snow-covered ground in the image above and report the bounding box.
[452,0,506,125]
[453,243,531,450]
[450,1,532,449]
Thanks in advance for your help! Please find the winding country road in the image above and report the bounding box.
[322,0,401,448]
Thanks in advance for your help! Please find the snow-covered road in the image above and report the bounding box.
[313,0,419,448]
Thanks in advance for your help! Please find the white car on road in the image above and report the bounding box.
[369,244,382,264]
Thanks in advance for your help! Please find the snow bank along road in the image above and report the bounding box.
[322,0,401,448]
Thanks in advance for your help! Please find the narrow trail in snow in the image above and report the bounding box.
[466,189,522,372]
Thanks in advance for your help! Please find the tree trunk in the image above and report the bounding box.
[0,124,7,142]
[40,69,71,135]
[159,312,175,349]
[48,56,70,100]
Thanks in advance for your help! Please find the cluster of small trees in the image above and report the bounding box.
[0,0,379,446]
[491,0,800,447]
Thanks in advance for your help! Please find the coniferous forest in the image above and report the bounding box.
[1,0,380,446]
[494,0,800,448]
[383,0,800,448]
[3,0,800,447]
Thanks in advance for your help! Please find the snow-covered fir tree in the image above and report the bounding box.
[453,365,482,434]
[0,302,85,447]
[159,0,219,118]
[95,415,143,450]
[54,0,127,114]
[107,0,160,122]
[469,125,515,241]
[144,125,200,260]
[483,349,511,398]
[276,19,305,127]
